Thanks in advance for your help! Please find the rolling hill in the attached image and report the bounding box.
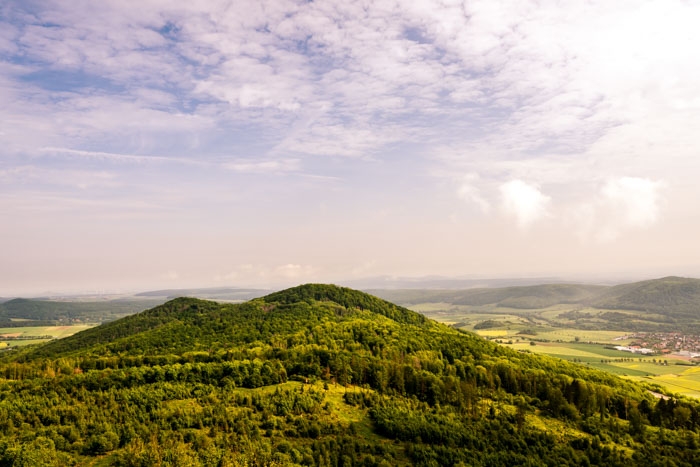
[1,284,699,465]
[372,277,700,328]
[588,276,700,316]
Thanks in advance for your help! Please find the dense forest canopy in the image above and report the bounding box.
[1,284,700,466]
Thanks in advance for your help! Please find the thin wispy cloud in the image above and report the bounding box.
[223,158,300,174]
[569,177,664,243]
[40,147,204,165]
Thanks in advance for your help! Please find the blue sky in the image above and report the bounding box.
[2,0,700,295]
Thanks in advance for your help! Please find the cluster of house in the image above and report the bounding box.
[613,332,700,358]
[612,345,654,355]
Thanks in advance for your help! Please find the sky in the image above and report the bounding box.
[1,0,700,295]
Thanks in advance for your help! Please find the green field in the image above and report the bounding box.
[0,325,92,347]
[498,340,700,398]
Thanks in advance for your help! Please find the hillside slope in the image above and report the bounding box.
[1,284,699,466]
[589,276,700,317]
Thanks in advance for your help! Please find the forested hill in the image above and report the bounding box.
[2,284,700,465]
[589,276,700,316]
[263,283,429,326]
[370,276,700,316]
[24,284,431,360]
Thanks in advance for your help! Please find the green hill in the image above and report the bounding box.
[589,276,700,317]
[372,277,700,330]
[1,284,699,465]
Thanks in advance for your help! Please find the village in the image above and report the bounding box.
[613,332,700,359]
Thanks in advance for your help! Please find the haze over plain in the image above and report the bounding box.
[1,0,699,295]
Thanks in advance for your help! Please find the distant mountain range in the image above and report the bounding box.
[3,276,700,327]
[134,286,271,301]
[371,276,700,311]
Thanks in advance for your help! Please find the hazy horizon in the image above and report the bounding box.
[3,272,696,299]
[2,1,700,296]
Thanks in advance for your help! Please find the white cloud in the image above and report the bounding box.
[572,177,664,242]
[223,158,300,174]
[500,180,550,228]
[39,147,203,165]
[4,0,697,169]
[214,263,318,284]
[274,264,316,280]
[162,270,179,281]
[350,260,377,276]
[1,1,699,292]
[602,177,662,229]
[0,164,118,189]
[457,173,490,213]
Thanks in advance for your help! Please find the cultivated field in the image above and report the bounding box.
[0,325,93,347]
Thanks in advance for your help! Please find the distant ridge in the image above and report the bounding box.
[135,286,270,301]
[371,283,605,308]
[342,275,577,290]
[589,276,700,316]
[370,276,700,321]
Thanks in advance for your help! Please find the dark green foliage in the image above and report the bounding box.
[264,283,429,326]
[0,284,699,465]
[473,319,504,330]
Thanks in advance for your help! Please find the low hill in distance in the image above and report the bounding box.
[1,284,700,466]
[134,286,270,302]
[0,288,269,330]
[370,276,700,331]
[590,276,700,316]
[0,297,162,326]
[370,283,607,309]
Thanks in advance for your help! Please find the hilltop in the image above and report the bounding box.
[1,284,700,465]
